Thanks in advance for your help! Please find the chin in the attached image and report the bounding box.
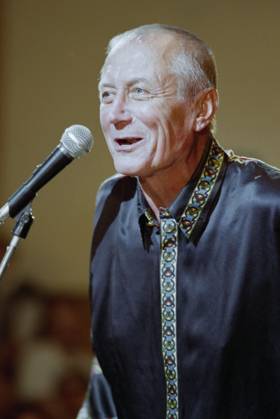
[112,156,140,176]
[113,161,149,178]
[114,166,140,177]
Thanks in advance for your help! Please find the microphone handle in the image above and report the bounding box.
[9,146,72,218]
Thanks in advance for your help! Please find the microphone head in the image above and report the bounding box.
[60,124,94,158]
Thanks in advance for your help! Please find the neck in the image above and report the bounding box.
[139,133,209,221]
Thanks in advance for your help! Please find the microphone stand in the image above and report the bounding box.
[0,204,34,280]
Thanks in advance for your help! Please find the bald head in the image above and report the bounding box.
[104,24,217,99]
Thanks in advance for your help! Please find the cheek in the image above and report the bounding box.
[148,105,192,164]
[135,103,169,135]
[147,113,176,149]
[99,108,110,132]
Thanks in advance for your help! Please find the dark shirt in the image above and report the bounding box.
[87,138,280,419]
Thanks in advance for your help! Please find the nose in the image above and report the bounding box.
[109,92,133,130]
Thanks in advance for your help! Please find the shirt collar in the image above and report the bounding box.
[137,136,227,241]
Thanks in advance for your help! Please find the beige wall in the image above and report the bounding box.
[1,0,280,294]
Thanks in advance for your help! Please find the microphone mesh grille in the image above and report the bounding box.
[60,125,93,158]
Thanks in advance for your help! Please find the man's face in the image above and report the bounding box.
[99,38,196,178]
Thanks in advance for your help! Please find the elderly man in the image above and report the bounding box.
[78,24,280,419]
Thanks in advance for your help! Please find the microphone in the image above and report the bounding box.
[0,124,93,223]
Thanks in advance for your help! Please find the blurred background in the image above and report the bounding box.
[0,0,279,417]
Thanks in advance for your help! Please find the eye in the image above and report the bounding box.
[130,86,150,100]
[100,90,115,104]
[134,87,146,95]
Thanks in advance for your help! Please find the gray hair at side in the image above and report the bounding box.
[105,23,218,99]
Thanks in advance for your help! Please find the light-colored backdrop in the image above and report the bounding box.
[1,0,279,294]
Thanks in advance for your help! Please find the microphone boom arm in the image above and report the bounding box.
[0,204,34,280]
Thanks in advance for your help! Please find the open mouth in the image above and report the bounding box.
[116,137,143,146]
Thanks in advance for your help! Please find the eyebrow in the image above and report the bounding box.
[98,78,150,91]
[98,82,114,91]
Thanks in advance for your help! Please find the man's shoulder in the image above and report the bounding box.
[98,173,135,192]
[96,174,137,202]
[226,151,280,190]
[92,174,138,232]
[224,152,280,215]
[94,174,137,222]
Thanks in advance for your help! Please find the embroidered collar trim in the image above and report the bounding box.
[144,138,225,239]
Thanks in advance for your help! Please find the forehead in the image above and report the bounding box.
[100,37,173,86]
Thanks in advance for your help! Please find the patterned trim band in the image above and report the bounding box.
[158,139,225,419]
[160,209,179,419]
[179,139,225,238]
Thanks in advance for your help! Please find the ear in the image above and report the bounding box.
[193,88,219,132]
